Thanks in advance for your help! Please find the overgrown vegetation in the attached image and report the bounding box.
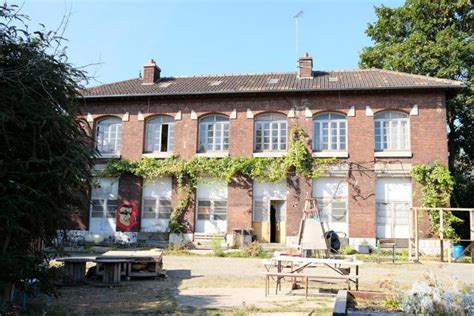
[0,4,93,303]
[412,162,462,239]
[360,0,473,210]
[100,126,335,233]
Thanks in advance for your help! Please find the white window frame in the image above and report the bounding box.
[198,115,229,153]
[96,117,122,156]
[144,116,174,153]
[197,199,227,221]
[90,178,119,219]
[374,111,410,151]
[252,198,286,222]
[254,113,287,152]
[142,198,172,220]
[313,113,347,152]
[313,179,348,224]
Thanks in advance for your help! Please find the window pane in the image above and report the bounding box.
[158,199,172,219]
[213,200,227,220]
[197,200,211,220]
[91,199,104,218]
[106,200,118,218]
[143,199,157,219]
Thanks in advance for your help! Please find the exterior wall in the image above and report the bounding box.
[80,90,449,241]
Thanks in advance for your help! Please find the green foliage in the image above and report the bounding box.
[383,297,401,310]
[0,4,94,299]
[360,0,473,208]
[211,238,225,257]
[412,162,462,239]
[340,246,357,255]
[99,125,336,232]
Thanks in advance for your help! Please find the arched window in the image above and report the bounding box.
[374,111,410,151]
[145,116,174,153]
[254,113,287,152]
[313,113,347,151]
[198,115,229,152]
[96,117,122,155]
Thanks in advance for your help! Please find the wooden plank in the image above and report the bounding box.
[333,290,348,316]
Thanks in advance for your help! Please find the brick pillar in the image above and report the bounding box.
[121,114,144,160]
[286,175,312,236]
[229,111,254,156]
[118,173,143,232]
[171,178,195,233]
[227,177,253,233]
[174,111,198,159]
[347,106,376,238]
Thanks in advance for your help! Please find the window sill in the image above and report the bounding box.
[312,151,349,158]
[97,153,121,159]
[374,151,412,158]
[142,152,173,159]
[195,152,229,158]
[253,152,287,158]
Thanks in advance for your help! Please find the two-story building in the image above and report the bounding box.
[78,53,463,249]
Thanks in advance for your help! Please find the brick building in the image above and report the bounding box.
[79,54,463,248]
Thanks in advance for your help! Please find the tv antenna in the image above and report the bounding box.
[294,10,304,64]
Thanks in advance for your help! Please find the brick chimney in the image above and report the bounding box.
[142,59,161,84]
[298,52,313,79]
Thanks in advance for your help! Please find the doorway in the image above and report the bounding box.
[270,200,285,243]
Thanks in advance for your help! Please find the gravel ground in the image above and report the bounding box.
[44,255,473,314]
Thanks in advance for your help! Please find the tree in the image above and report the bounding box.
[0,4,94,303]
[360,0,473,207]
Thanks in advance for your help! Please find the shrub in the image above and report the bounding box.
[211,238,225,257]
[399,274,473,314]
[242,241,263,257]
[340,246,357,255]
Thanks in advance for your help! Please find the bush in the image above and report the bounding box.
[399,274,473,314]
[211,238,225,257]
[165,243,193,255]
[340,246,357,255]
[242,241,263,257]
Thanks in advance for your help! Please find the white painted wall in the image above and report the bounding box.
[375,177,412,238]
[141,177,172,232]
[89,178,118,237]
[195,178,228,233]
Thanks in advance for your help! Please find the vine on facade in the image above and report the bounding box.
[99,125,335,232]
[411,162,462,239]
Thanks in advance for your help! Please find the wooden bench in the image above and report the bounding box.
[57,257,95,285]
[264,272,358,299]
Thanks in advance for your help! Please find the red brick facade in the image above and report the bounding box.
[80,89,449,240]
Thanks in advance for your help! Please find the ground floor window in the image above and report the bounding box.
[196,178,228,233]
[143,198,172,219]
[197,200,227,220]
[312,178,348,235]
[90,178,119,218]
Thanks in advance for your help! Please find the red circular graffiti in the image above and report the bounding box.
[116,200,139,232]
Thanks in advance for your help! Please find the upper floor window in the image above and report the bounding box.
[198,115,229,152]
[96,117,122,156]
[374,111,410,151]
[313,113,347,152]
[254,113,287,152]
[145,116,174,153]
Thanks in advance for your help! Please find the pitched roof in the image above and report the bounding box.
[82,68,464,98]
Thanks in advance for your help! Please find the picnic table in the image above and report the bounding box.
[94,257,129,284]
[56,257,95,285]
[96,249,163,280]
[264,255,363,298]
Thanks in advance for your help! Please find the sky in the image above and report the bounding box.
[12,0,405,86]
